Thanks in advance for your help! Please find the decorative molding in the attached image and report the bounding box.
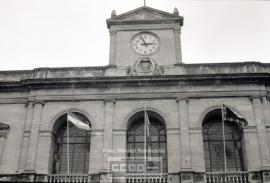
[112,129,126,132]
[112,130,126,135]
[189,127,202,131]
[166,127,180,134]
[39,130,52,134]
[243,126,257,133]
[166,127,179,131]
[90,129,104,136]
[128,57,164,76]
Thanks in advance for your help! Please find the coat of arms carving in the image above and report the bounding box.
[128,57,164,76]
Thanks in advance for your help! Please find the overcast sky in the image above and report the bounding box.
[0,0,269,70]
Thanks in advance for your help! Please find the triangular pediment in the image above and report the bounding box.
[107,6,183,28]
[112,6,177,20]
[120,11,166,20]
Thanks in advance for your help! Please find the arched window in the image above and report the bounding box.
[52,112,91,174]
[127,110,167,173]
[202,108,245,172]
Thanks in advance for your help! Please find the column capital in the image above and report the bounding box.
[27,98,46,106]
[104,98,116,104]
[250,91,267,100]
[109,29,117,36]
[33,100,46,105]
[176,97,189,103]
[249,96,263,102]
[173,26,181,33]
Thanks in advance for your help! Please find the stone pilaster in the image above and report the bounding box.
[177,98,192,171]
[109,30,117,67]
[243,126,261,171]
[102,99,116,171]
[189,127,205,172]
[24,101,45,173]
[112,129,126,162]
[19,102,33,172]
[89,129,104,174]
[112,129,126,182]
[251,97,270,169]
[35,130,52,174]
[262,97,270,153]
[167,127,181,174]
[174,26,183,65]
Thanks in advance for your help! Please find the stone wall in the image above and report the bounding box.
[0,64,270,182]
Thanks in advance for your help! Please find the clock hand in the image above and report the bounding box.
[145,43,153,45]
[141,43,154,47]
[140,36,148,46]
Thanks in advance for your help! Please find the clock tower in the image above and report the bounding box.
[106,6,184,75]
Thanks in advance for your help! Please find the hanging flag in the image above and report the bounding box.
[67,112,91,130]
[144,109,152,160]
[222,104,248,126]
[145,110,150,140]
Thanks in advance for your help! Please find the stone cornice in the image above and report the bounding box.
[0,73,270,93]
[0,61,270,82]
[18,73,270,89]
[0,65,270,91]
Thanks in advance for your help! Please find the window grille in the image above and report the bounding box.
[127,115,167,173]
[203,109,244,172]
[52,113,90,174]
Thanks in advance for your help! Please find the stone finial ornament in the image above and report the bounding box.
[173,7,179,16]
[111,10,116,18]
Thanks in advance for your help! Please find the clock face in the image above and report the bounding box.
[131,32,160,55]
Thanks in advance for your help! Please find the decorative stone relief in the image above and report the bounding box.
[128,57,164,76]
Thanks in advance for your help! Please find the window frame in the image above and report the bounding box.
[51,113,91,174]
[202,109,245,172]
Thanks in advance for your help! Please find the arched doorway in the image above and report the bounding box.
[126,110,167,174]
[51,112,91,174]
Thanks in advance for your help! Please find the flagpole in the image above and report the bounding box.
[221,103,227,172]
[144,105,147,174]
[67,110,70,174]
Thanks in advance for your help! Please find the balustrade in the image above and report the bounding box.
[206,172,249,183]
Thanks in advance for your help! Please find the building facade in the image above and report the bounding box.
[0,6,270,183]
